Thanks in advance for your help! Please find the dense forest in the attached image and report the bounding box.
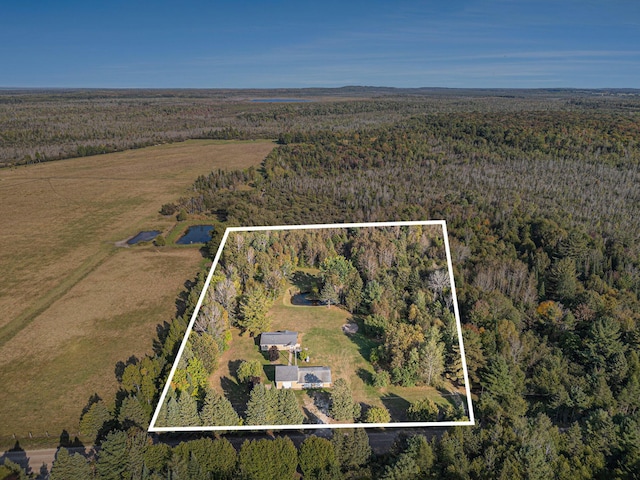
[2,89,640,478]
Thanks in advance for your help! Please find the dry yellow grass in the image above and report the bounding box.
[0,139,275,442]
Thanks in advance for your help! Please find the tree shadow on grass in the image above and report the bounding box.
[380,393,411,422]
[356,367,373,386]
[290,271,319,293]
[346,318,379,362]
[263,364,276,383]
[228,359,243,382]
[114,356,138,383]
[220,376,248,418]
[58,430,84,449]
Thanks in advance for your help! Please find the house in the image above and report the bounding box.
[274,365,332,389]
[259,330,300,351]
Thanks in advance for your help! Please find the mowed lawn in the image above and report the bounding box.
[0,139,275,444]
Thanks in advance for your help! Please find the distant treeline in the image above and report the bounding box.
[2,88,639,166]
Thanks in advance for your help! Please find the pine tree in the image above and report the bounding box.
[126,428,149,480]
[331,428,371,470]
[79,400,112,440]
[50,447,92,480]
[330,378,360,421]
[239,287,271,336]
[245,384,276,425]
[173,438,237,479]
[199,387,241,426]
[239,437,298,480]
[118,395,149,429]
[479,356,528,421]
[299,436,338,479]
[143,443,172,478]
[276,388,304,424]
[95,430,129,479]
[166,394,181,427]
[177,391,201,426]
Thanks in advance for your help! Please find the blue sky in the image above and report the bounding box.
[1,0,639,88]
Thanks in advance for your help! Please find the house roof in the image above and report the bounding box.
[275,365,299,382]
[260,330,298,347]
[275,365,332,384]
[298,366,332,384]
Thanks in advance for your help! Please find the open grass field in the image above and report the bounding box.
[0,139,275,444]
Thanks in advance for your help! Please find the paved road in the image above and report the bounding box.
[3,427,449,478]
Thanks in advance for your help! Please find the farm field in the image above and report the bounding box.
[0,139,275,443]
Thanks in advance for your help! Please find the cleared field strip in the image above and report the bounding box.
[0,139,274,440]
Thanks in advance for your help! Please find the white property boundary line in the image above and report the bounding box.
[149,220,476,432]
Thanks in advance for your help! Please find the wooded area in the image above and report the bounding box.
[2,88,639,478]
[154,225,467,428]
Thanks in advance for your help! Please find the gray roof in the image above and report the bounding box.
[275,365,299,382]
[298,366,332,384]
[260,330,298,347]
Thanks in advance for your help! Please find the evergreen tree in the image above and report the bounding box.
[50,447,92,480]
[95,430,129,479]
[479,356,528,421]
[125,428,149,480]
[190,331,220,373]
[79,399,112,440]
[173,438,237,479]
[143,443,172,478]
[320,280,340,307]
[299,436,339,479]
[0,459,28,480]
[329,378,361,421]
[239,437,298,480]
[331,428,371,470]
[200,387,241,426]
[177,391,201,426]
[245,384,276,425]
[118,395,149,429]
[276,388,304,424]
[166,394,181,427]
[239,287,271,336]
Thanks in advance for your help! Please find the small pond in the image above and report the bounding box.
[291,292,323,306]
[177,225,214,244]
[127,230,161,245]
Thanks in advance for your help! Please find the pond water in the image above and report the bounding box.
[127,230,161,245]
[177,225,214,244]
[291,293,323,306]
[251,98,310,103]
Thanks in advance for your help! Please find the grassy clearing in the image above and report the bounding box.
[0,139,274,444]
